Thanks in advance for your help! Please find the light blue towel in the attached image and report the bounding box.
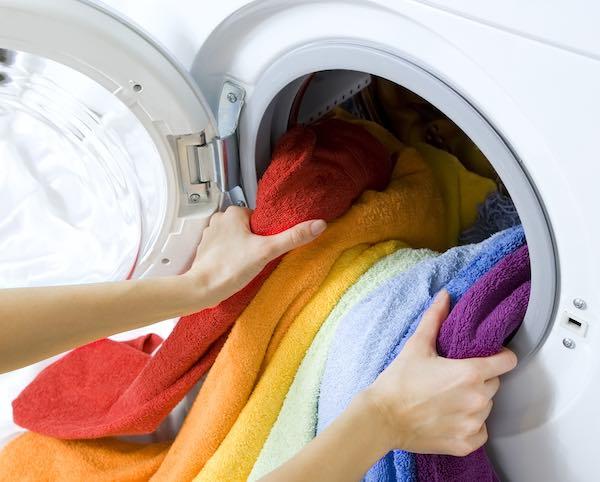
[317,226,525,482]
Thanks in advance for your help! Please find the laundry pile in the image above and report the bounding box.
[0,103,529,481]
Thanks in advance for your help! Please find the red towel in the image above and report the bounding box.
[13,118,393,439]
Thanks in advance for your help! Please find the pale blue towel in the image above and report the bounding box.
[317,226,525,482]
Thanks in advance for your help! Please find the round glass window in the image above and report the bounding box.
[0,49,168,287]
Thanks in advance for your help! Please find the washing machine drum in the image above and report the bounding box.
[0,0,244,288]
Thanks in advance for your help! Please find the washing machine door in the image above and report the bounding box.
[0,0,245,287]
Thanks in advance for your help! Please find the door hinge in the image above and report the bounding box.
[177,81,247,206]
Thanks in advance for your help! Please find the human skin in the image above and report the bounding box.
[259,291,517,482]
[0,207,327,373]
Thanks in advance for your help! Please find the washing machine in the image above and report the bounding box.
[0,0,599,480]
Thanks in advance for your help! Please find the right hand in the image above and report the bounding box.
[361,290,518,457]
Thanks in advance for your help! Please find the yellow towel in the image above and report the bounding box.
[193,241,404,482]
[0,433,168,482]
[414,142,496,247]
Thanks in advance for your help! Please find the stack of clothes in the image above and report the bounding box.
[0,102,526,482]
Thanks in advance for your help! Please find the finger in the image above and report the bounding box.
[412,290,450,353]
[266,219,327,258]
[476,400,494,424]
[468,348,518,380]
[208,212,223,226]
[483,377,500,399]
[225,205,253,218]
[465,424,489,453]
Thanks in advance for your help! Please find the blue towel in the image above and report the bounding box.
[460,192,521,245]
[317,226,525,482]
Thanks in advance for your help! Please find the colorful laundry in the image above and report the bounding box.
[416,244,530,482]
[165,148,448,482]
[318,226,526,481]
[0,141,448,481]
[12,118,394,441]
[194,241,405,482]
[248,247,435,482]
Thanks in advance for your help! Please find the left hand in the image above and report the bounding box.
[184,206,327,307]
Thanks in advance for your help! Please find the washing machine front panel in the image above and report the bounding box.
[180,2,600,480]
[0,0,225,286]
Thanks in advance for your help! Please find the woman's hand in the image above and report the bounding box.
[260,291,517,482]
[184,207,327,308]
[361,290,518,457]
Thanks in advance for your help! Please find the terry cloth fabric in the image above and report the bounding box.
[12,117,394,440]
[416,244,530,482]
[248,247,436,482]
[153,149,448,482]
[0,434,169,482]
[261,109,495,367]
[194,241,406,482]
[330,110,496,246]
[460,191,521,245]
[318,226,525,482]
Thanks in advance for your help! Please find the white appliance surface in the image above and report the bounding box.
[1,1,599,480]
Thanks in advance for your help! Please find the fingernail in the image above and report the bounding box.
[434,290,447,303]
[310,220,327,236]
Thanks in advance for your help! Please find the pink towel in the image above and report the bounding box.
[13,118,394,439]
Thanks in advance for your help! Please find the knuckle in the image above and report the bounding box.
[452,441,472,457]
[290,227,308,246]
[468,393,489,412]
[459,367,480,386]
[463,419,482,436]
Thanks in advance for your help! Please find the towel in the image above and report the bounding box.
[12,117,394,440]
[460,191,521,245]
[0,434,169,482]
[154,148,448,482]
[416,244,530,482]
[317,226,525,481]
[262,109,495,366]
[194,241,406,482]
[248,247,436,482]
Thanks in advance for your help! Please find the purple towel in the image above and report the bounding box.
[416,244,531,481]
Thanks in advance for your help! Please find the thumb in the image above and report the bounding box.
[266,219,327,258]
[413,290,450,353]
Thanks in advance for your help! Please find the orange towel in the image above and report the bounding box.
[0,433,168,482]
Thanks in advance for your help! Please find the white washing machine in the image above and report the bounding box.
[0,0,599,480]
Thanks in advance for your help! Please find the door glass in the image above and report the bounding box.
[0,49,168,287]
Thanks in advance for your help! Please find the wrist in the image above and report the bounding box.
[350,390,398,458]
[355,388,404,453]
[172,271,213,314]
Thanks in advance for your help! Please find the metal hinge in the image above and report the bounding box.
[177,81,247,207]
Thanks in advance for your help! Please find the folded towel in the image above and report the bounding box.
[416,244,530,482]
[195,241,406,482]
[249,247,436,482]
[12,118,393,441]
[262,109,495,366]
[317,226,525,481]
[460,191,521,245]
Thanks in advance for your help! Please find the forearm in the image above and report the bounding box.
[0,274,206,373]
[260,393,392,482]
